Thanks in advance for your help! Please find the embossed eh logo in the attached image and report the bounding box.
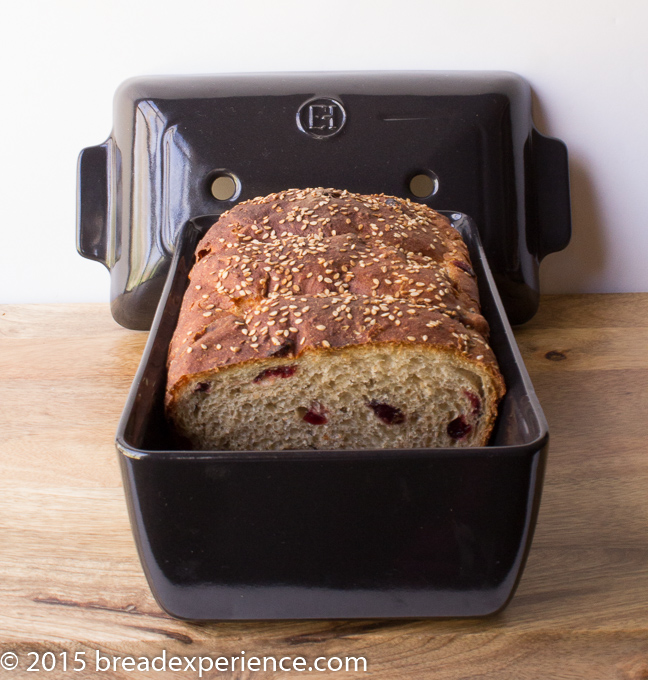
[297,97,346,139]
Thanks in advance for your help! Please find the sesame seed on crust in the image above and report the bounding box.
[166,188,504,407]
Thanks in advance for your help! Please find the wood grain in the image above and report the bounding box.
[1,297,647,679]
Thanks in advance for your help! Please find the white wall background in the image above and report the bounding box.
[1,0,647,304]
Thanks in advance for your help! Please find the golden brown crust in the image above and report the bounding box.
[166,188,505,412]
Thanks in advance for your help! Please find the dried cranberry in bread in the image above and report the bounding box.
[166,188,505,450]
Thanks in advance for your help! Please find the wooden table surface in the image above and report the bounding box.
[1,295,647,679]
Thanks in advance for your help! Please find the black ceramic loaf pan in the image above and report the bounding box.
[116,211,548,620]
[77,71,571,329]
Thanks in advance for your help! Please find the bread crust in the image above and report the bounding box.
[166,188,505,443]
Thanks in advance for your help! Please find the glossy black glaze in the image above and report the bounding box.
[77,72,571,329]
[116,214,549,620]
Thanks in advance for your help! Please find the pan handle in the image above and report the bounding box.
[76,139,112,268]
[529,128,572,261]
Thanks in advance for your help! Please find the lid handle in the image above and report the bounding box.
[530,129,572,261]
[76,140,112,269]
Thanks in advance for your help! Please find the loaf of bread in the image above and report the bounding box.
[165,188,505,450]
